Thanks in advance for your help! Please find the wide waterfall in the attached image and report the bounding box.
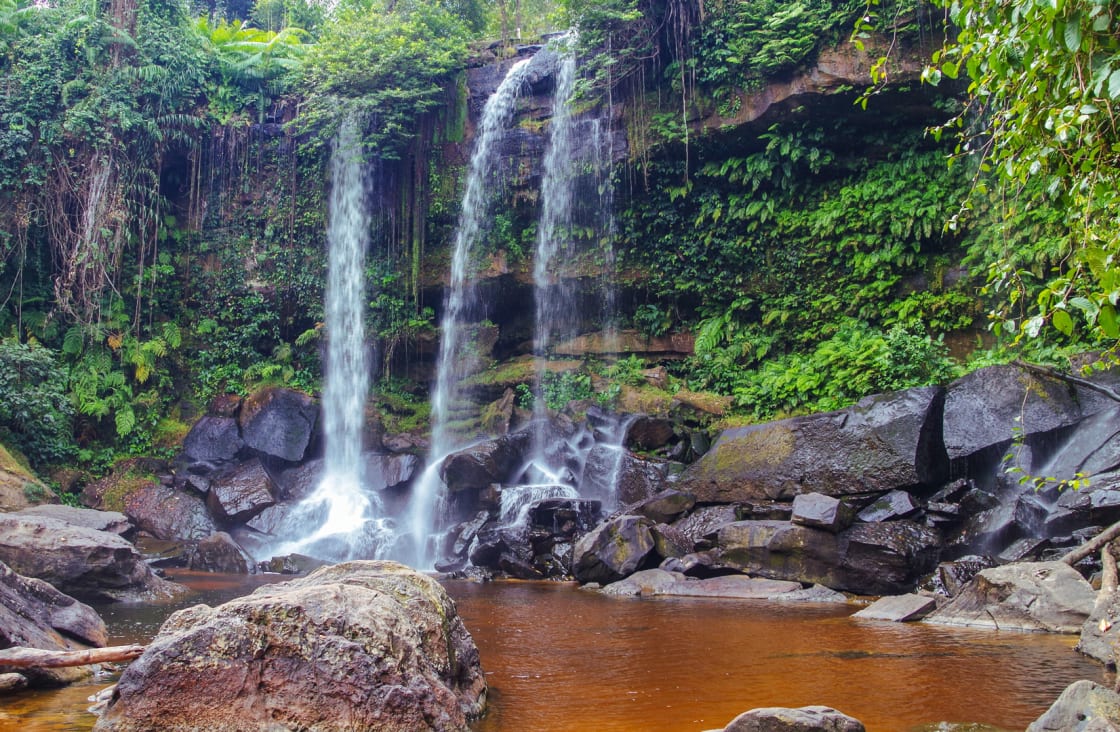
[407,58,534,569]
[271,114,395,561]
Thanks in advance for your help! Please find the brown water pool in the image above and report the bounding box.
[1,573,1107,732]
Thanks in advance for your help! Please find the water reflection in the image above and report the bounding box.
[4,573,1109,732]
[444,580,1107,732]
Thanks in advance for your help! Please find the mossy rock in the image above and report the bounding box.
[0,442,54,512]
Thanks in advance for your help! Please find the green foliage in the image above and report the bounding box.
[297,3,469,158]
[540,369,595,411]
[889,0,1120,352]
[0,338,75,467]
[725,321,959,419]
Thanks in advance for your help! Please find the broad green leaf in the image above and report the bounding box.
[1101,304,1120,339]
[1063,18,1081,52]
[1052,308,1074,336]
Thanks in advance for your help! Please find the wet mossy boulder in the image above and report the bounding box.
[95,561,487,732]
[679,386,947,503]
[238,387,319,463]
[572,514,657,584]
[440,430,532,493]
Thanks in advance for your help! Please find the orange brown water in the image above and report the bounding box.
[0,574,1107,731]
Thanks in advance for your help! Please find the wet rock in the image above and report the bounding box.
[441,431,532,492]
[480,388,516,435]
[679,386,947,502]
[857,490,920,522]
[942,365,1083,468]
[716,520,941,595]
[663,575,804,599]
[12,505,132,537]
[632,489,697,524]
[600,568,685,597]
[925,556,997,598]
[997,537,1050,563]
[1038,405,1120,481]
[650,522,692,561]
[0,442,54,512]
[720,705,866,732]
[206,458,276,524]
[448,511,492,558]
[179,416,243,467]
[604,449,663,508]
[238,387,319,463]
[0,560,108,687]
[123,483,217,542]
[529,498,600,536]
[852,594,937,622]
[1026,679,1120,731]
[672,504,739,548]
[366,452,421,491]
[737,501,795,522]
[95,561,487,732]
[792,493,854,533]
[572,515,657,584]
[624,416,675,451]
[0,514,185,603]
[925,561,1096,633]
[186,532,252,574]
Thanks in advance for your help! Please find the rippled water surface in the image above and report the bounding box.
[2,573,1107,732]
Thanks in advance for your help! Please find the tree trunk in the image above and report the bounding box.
[0,644,144,669]
[1062,519,1120,566]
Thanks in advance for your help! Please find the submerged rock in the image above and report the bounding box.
[925,561,1095,633]
[95,561,487,732]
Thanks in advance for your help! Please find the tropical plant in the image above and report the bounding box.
[0,338,75,467]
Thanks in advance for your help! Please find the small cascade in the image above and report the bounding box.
[273,114,397,561]
[499,484,579,528]
[408,58,534,568]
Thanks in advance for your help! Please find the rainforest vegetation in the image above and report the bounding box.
[0,0,1116,498]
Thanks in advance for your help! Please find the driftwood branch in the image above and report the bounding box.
[1013,359,1120,404]
[1063,520,1120,566]
[1103,542,1119,594]
[0,644,144,670]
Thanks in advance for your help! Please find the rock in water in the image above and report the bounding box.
[1026,679,1120,731]
[721,705,866,731]
[94,561,486,732]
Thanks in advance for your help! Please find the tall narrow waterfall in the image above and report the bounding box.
[273,115,393,561]
[408,59,533,569]
[531,39,579,462]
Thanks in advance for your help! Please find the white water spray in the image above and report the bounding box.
[272,114,395,561]
[408,59,534,568]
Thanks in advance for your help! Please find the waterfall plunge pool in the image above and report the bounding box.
[4,572,1107,731]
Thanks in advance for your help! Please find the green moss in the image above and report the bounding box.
[98,468,158,512]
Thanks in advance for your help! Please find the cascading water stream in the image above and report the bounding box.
[531,36,579,463]
[271,114,394,561]
[408,58,533,569]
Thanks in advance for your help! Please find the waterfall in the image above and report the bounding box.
[408,58,533,569]
[271,114,395,561]
[532,37,579,457]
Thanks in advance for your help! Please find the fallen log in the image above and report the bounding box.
[0,644,144,670]
[1062,519,1120,567]
[1013,359,1120,404]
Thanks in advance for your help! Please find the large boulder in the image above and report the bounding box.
[185,532,252,574]
[716,520,941,595]
[238,387,318,463]
[12,505,132,537]
[679,386,947,502]
[0,514,185,603]
[440,431,532,493]
[0,560,108,687]
[942,364,1083,468]
[205,458,276,524]
[582,446,666,506]
[925,561,1096,633]
[179,415,244,468]
[720,706,866,732]
[1026,679,1120,731]
[94,561,487,732]
[122,483,217,542]
[572,514,657,584]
